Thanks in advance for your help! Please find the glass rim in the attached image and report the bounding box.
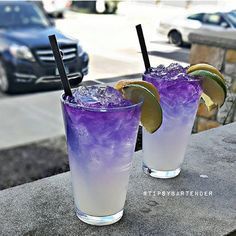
[60,92,143,112]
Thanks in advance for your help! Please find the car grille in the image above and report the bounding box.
[35,45,77,63]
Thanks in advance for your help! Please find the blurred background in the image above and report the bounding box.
[0,0,235,189]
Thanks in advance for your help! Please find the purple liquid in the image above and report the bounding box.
[143,63,202,123]
[61,86,141,217]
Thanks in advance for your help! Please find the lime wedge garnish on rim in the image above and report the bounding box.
[188,69,226,110]
[187,63,224,81]
[119,83,162,133]
[114,80,160,102]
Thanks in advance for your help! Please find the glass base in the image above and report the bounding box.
[76,208,123,226]
[142,164,181,179]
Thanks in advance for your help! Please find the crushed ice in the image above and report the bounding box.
[69,86,132,108]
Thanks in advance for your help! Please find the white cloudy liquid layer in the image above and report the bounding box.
[70,159,131,216]
[143,122,193,170]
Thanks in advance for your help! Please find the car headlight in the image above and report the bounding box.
[9,45,35,62]
[77,42,84,57]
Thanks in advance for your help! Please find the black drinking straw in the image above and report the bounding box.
[48,34,72,97]
[135,24,151,71]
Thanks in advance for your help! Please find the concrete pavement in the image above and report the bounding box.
[0,90,64,149]
[56,10,189,81]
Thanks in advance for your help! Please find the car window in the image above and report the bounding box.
[230,11,236,17]
[187,13,204,22]
[203,13,228,26]
[226,12,236,28]
[0,3,49,29]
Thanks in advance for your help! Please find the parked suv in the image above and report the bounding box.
[0,1,88,93]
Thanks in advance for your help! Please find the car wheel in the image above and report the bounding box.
[105,2,117,14]
[168,31,182,46]
[0,61,12,93]
[57,12,64,19]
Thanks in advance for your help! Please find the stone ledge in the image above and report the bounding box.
[0,123,235,235]
[189,33,236,50]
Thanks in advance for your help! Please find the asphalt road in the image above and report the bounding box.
[0,9,190,148]
[57,10,190,80]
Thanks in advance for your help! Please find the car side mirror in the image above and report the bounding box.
[221,22,229,28]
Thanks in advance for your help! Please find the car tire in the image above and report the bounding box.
[168,30,182,46]
[57,12,64,19]
[0,61,15,93]
[105,2,117,14]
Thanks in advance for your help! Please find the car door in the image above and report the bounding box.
[199,12,235,39]
[200,13,229,33]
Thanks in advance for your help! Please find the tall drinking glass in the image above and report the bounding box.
[142,63,202,178]
[61,87,142,225]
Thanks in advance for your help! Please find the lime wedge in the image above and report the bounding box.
[189,70,226,108]
[114,80,160,102]
[187,63,224,81]
[201,93,217,111]
[121,84,162,133]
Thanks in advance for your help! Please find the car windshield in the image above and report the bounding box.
[226,12,236,28]
[0,3,50,29]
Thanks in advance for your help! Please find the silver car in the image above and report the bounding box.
[158,9,236,46]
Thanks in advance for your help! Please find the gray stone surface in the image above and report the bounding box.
[0,124,236,236]
[189,33,236,50]
[189,44,225,69]
[0,137,68,190]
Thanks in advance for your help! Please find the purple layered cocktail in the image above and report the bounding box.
[143,63,202,178]
[61,86,142,225]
